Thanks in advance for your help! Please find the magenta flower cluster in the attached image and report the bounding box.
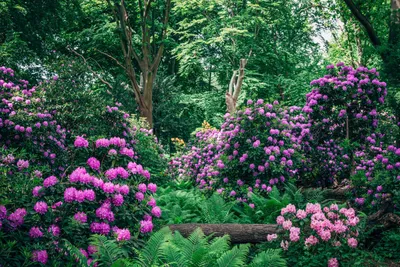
[1,136,161,265]
[170,101,310,202]
[303,63,387,186]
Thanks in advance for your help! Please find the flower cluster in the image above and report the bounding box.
[0,136,161,265]
[303,63,387,186]
[353,143,400,209]
[0,66,67,165]
[269,203,361,266]
[170,101,310,202]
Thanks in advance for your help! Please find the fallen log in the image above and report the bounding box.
[168,224,281,244]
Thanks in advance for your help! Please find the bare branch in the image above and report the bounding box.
[96,49,127,71]
[68,46,114,90]
[233,58,247,100]
[228,70,237,95]
[144,0,154,18]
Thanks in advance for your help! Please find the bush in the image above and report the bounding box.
[353,143,400,210]
[303,63,387,186]
[0,66,68,166]
[0,136,161,265]
[267,203,363,266]
[170,100,310,203]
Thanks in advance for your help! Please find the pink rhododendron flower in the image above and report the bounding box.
[32,250,48,264]
[29,226,43,238]
[115,228,131,241]
[74,136,88,148]
[34,201,48,215]
[151,206,162,218]
[140,220,153,233]
[74,212,87,223]
[43,176,58,187]
[87,157,101,170]
[327,258,339,267]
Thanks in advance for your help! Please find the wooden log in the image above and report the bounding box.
[168,224,281,244]
[324,187,350,200]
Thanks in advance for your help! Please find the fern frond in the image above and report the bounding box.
[179,228,209,266]
[249,249,286,267]
[160,242,186,267]
[89,234,128,267]
[61,239,89,267]
[135,227,172,267]
[216,244,250,267]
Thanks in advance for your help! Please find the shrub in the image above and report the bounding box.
[353,143,400,210]
[0,66,68,166]
[267,203,362,266]
[0,136,161,265]
[170,100,310,203]
[303,63,387,186]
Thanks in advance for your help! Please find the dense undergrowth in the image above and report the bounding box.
[1,63,399,266]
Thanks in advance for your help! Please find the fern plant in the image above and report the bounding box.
[88,235,130,267]
[110,227,287,267]
[198,194,237,223]
[235,183,337,224]
[156,187,239,224]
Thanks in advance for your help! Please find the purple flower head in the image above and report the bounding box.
[151,206,162,218]
[29,226,43,238]
[74,212,87,223]
[32,250,48,264]
[48,224,60,236]
[74,136,89,148]
[34,201,48,215]
[17,159,29,170]
[43,176,58,187]
[32,186,43,197]
[148,183,157,193]
[87,157,101,170]
[140,220,153,233]
[115,228,131,241]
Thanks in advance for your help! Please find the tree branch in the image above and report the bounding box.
[233,58,247,100]
[343,0,382,50]
[151,0,171,72]
[96,49,127,71]
[68,47,114,90]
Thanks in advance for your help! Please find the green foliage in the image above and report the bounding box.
[372,228,400,261]
[235,183,334,224]
[89,235,130,267]
[248,249,287,267]
[123,227,287,267]
[156,186,238,224]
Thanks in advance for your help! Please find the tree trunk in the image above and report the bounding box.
[225,59,247,114]
[139,71,154,128]
[168,224,280,244]
[225,92,237,114]
[168,215,400,244]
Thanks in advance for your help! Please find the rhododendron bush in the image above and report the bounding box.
[170,63,399,213]
[303,63,389,186]
[170,100,311,202]
[267,203,362,266]
[0,66,67,166]
[352,143,400,210]
[0,136,161,265]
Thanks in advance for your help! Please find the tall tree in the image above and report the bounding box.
[106,0,171,127]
